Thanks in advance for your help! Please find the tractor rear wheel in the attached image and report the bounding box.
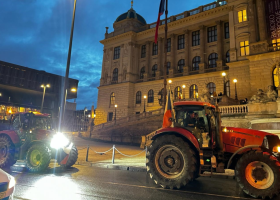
[235,151,280,199]
[146,135,196,189]
[0,135,16,168]
[26,144,51,173]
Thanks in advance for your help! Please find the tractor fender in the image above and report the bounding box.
[0,131,20,146]
[226,145,260,169]
[152,127,200,151]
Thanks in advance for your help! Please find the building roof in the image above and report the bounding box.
[115,8,146,24]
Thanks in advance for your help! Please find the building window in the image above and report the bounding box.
[152,42,158,55]
[110,92,115,105]
[240,41,249,56]
[272,39,280,51]
[148,89,154,103]
[136,91,141,104]
[114,46,120,60]
[208,53,218,68]
[226,81,230,97]
[208,26,217,43]
[166,62,171,75]
[189,84,198,99]
[238,10,247,23]
[226,51,230,63]
[174,86,182,100]
[207,82,216,95]
[140,67,145,79]
[108,112,113,121]
[167,38,171,52]
[178,35,185,50]
[192,31,200,46]
[224,22,229,39]
[177,59,184,73]
[273,67,280,87]
[112,68,118,82]
[192,56,200,71]
[152,64,157,77]
[141,45,146,58]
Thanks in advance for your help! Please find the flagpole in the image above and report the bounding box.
[163,0,168,108]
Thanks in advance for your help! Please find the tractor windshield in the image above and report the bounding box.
[33,116,52,130]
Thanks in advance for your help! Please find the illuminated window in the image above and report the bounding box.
[174,86,182,100]
[177,59,184,73]
[189,84,198,99]
[207,82,216,95]
[152,42,158,55]
[152,65,157,77]
[140,67,145,79]
[110,93,115,105]
[273,67,280,88]
[240,41,249,56]
[238,10,247,23]
[141,45,146,58]
[272,39,280,51]
[136,91,141,104]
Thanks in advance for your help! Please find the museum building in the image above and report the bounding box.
[95,0,280,125]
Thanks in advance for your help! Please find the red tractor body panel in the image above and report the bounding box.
[174,101,215,108]
[155,127,200,150]
[34,129,55,141]
[222,127,273,153]
[0,130,21,146]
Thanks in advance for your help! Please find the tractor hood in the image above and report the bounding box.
[34,129,57,141]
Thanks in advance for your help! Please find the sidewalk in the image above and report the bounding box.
[74,136,235,178]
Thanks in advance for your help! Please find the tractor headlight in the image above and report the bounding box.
[272,146,280,153]
[50,132,70,149]
[263,136,269,149]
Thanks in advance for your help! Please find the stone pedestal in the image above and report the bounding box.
[246,102,277,119]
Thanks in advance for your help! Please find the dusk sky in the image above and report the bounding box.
[0,0,214,110]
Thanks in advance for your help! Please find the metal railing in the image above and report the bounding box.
[219,105,248,115]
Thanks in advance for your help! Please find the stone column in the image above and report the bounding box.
[216,20,223,66]
[145,41,151,78]
[158,37,163,76]
[184,29,190,72]
[229,11,237,62]
[170,34,177,72]
[256,0,267,41]
[199,25,205,65]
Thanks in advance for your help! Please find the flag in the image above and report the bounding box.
[162,88,173,128]
[155,0,166,44]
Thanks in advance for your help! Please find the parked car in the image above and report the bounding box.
[0,169,15,200]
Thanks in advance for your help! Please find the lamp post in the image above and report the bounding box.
[84,107,87,121]
[182,84,186,100]
[114,104,117,123]
[40,84,50,112]
[222,72,226,95]
[59,0,77,131]
[233,79,238,100]
[143,95,147,113]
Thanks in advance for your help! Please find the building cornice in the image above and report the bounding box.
[226,59,250,68]
[100,31,136,45]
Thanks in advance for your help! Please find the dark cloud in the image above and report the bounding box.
[0,0,213,110]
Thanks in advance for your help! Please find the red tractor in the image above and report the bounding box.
[0,112,78,172]
[142,101,280,199]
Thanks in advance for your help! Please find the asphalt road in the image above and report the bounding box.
[4,164,279,200]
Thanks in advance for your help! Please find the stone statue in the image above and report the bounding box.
[266,85,278,101]
[249,89,270,103]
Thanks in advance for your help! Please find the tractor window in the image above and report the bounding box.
[33,117,52,130]
[12,115,21,129]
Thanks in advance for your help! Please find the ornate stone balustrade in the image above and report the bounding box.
[219,105,248,115]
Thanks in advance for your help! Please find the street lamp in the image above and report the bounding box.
[114,104,117,123]
[168,79,172,84]
[233,79,238,100]
[40,84,50,112]
[84,107,87,121]
[71,88,77,92]
[222,72,226,95]
[182,85,186,100]
[143,95,147,113]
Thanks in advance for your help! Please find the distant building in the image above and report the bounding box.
[73,106,95,132]
[95,0,280,125]
[0,60,79,120]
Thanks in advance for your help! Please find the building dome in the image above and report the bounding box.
[115,8,146,24]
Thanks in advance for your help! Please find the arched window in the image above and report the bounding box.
[226,51,230,63]
[166,62,171,75]
[189,84,198,99]
[110,92,115,105]
[112,68,118,82]
[226,81,230,97]
[140,67,145,79]
[208,53,218,68]
[148,89,154,103]
[192,56,200,71]
[207,82,216,95]
[174,86,182,100]
[177,59,185,73]
[152,64,157,77]
[136,91,141,104]
[273,67,280,88]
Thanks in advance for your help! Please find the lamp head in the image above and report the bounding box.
[144,95,147,99]
[168,80,172,84]
[71,88,77,92]
[115,104,118,108]
[41,84,44,88]
[46,84,50,88]
[233,79,237,83]
[182,85,186,88]
[222,72,226,77]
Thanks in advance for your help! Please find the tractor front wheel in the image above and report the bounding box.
[26,144,51,173]
[0,135,15,168]
[60,145,78,168]
[235,151,280,199]
[146,135,197,189]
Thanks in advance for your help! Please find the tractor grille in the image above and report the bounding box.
[0,182,8,193]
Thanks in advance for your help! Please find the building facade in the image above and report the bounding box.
[95,0,280,125]
[0,60,79,120]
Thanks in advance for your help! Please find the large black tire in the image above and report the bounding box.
[235,151,280,199]
[26,144,51,173]
[0,135,16,168]
[60,145,78,168]
[146,135,197,189]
